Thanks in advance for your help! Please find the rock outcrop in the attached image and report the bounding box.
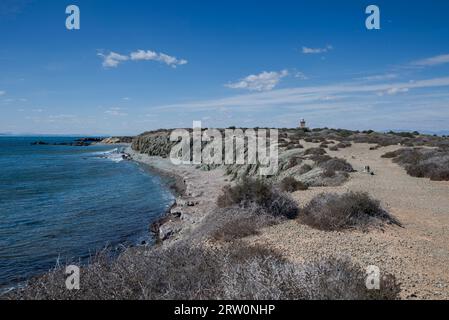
[100,137,134,144]
[132,130,178,158]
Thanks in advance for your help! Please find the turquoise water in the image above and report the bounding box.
[0,137,174,289]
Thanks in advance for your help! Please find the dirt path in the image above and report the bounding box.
[250,142,449,299]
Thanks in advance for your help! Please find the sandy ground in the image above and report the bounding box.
[250,142,449,300]
[128,143,449,300]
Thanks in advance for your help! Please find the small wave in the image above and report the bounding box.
[106,154,125,163]
[92,148,119,156]
[92,148,130,163]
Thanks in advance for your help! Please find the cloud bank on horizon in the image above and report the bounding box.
[1,0,449,135]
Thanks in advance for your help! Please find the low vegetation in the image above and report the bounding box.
[204,206,280,242]
[209,179,299,241]
[319,158,354,173]
[382,148,449,181]
[217,178,299,219]
[336,141,352,149]
[300,192,401,231]
[280,177,309,192]
[304,147,327,156]
[5,242,400,300]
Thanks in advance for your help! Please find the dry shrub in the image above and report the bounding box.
[329,145,339,151]
[6,244,223,300]
[217,178,299,219]
[382,148,449,181]
[280,177,308,192]
[406,163,449,181]
[392,149,423,165]
[208,207,280,242]
[300,192,401,231]
[304,148,327,156]
[381,150,403,158]
[211,216,261,242]
[298,164,313,174]
[336,141,352,149]
[321,169,336,178]
[284,157,302,170]
[320,158,355,173]
[6,242,400,300]
[286,143,304,150]
[220,252,400,300]
[309,154,332,164]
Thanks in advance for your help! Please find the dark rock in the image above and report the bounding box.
[31,141,49,145]
[75,137,103,143]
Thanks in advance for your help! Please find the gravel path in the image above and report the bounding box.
[249,142,449,299]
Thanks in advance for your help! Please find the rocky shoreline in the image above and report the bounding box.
[126,146,228,246]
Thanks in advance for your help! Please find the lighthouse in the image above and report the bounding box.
[300,119,306,129]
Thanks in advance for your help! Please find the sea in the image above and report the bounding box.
[0,136,174,291]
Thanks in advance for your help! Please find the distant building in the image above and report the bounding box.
[300,119,306,129]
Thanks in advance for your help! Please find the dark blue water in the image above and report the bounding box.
[0,137,174,289]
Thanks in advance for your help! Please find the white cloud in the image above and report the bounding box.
[358,73,398,81]
[378,87,409,96]
[130,50,158,61]
[294,72,308,80]
[99,50,188,68]
[412,54,449,67]
[302,45,333,54]
[98,52,129,68]
[225,70,289,92]
[105,107,128,117]
[130,50,188,68]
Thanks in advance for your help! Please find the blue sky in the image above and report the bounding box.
[1,0,449,135]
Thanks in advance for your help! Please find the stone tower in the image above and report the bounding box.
[300,119,306,129]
